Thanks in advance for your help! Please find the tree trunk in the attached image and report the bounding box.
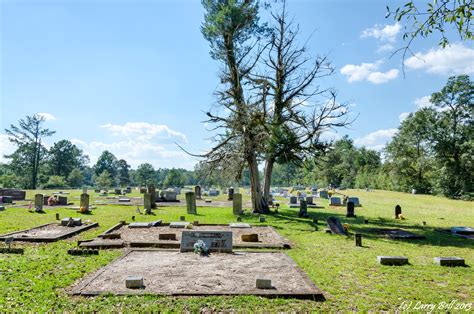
[263,157,274,202]
[247,152,268,214]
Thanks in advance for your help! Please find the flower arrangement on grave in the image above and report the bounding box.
[193,240,209,256]
[79,206,88,214]
[343,223,350,232]
[398,214,406,220]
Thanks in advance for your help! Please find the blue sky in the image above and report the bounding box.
[1,0,473,169]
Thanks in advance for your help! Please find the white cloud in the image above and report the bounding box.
[340,61,399,84]
[37,112,56,121]
[101,122,187,143]
[376,43,395,53]
[414,96,433,109]
[399,112,410,122]
[354,128,398,150]
[404,43,474,75]
[361,23,401,43]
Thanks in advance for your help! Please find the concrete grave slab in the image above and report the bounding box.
[377,256,409,266]
[71,250,324,299]
[0,222,98,242]
[434,257,466,267]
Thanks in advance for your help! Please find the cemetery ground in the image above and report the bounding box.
[0,189,472,311]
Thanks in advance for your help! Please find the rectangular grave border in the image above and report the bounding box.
[0,222,99,242]
[70,248,324,300]
[366,228,426,240]
[79,222,291,249]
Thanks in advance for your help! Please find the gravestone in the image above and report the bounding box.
[82,187,87,194]
[144,193,152,214]
[148,185,156,209]
[180,230,233,253]
[227,187,234,201]
[0,206,5,211]
[126,276,144,289]
[256,278,272,289]
[355,233,362,246]
[233,193,243,215]
[319,190,328,199]
[80,193,89,211]
[0,196,13,204]
[306,196,314,205]
[195,185,202,199]
[395,205,402,218]
[433,257,465,267]
[114,188,122,195]
[289,196,297,204]
[159,233,177,240]
[57,196,68,205]
[170,222,190,228]
[208,188,218,197]
[185,192,197,214]
[330,197,341,206]
[299,199,308,218]
[326,217,346,235]
[0,188,26,200]
[34,194,44,211]
[347,197,360,206]
[128,222,151,228]
[377,256,409,266]
[346,201,356,217]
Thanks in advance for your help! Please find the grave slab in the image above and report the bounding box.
[0,222,98,242]
[229,223,251,228]
[434,257,466,267]
[170,222,190,228]
[377,256,409,266]
[369,228,425,240]
[71,250,325,299]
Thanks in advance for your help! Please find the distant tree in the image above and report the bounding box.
[94,150,118,182]
[136,163,156,186]
[163,168,186,187]
[67,168,84,188]
[4,114,55,189]
[430,75,473,198]
[42,175,68,188]
[117,159,131,187]
[385,108,437,193]
[95,170,113,189]
[47,140,89,177]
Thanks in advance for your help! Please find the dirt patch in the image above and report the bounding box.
[71,249,324,299]
[0,222,99,242]
[80,224,289,249]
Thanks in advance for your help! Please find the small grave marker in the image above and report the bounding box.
[395,205,402,218]
[377,256,409,266]
[194,185,202,199]
[185,192,197,214]
[256,278,272,289]
[299,199,308,218]
[329,197,341,206]
[346,201,356,217]
[227,187,234,201]
[434,257,465,267]
[128,222,151,228]
[170,222,190,228]
[355,233,362,247]
[126,276,144,289]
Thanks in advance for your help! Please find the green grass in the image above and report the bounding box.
[0,189,473,311]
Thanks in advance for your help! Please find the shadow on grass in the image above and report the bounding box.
[270,208,474,249]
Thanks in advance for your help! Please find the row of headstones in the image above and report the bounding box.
[33,193,90,211]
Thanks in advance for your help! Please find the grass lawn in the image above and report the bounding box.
[0,189,473,311]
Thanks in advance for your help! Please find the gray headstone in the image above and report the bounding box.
[346,201,355,217]
[227,187,234,201]
[319,190,328,199]
[34,194,44,211]
[326,217,346,235]
[195,185,202,199]
[148,184,156,208]
[180,230,232,253]
[125,276,143,289]
[143,193,152,213]
[347,197,360,206]
[80,193,90,210]
[128,222,151,228]
[330,197,341,206]
[299,199,308,217]
[186,192,197,214]
[233,193,242,215]
[434,257,465,267]
[289,196,297,204]
[306,196,314,205]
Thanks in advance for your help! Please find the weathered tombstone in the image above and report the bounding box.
[330,197,341,206]
[347,197,360,206]
[256,278,272,289]
[319,190,328,199]
[148,184,156,209]
[114,188,121,195]
[306,196,314,205]
[186,192,197,214]
[126,276,144,289]
[299,199,308,218]
[195,185,202,199]
[377,256,409,266]
[233,193,242,215]
[180,230,232,253]
[259,216,266,223]
[143,193,152,214]
[289,196,297,204]
[80,193,90,211]
[395,205,402,219]
[227,187,234,201]
[34,194,44,211]
[434,257,465,267]
[346,201,356,217]
[326,217,347,235]
[1,196,13,204]
[57,196,68,205]
[355,233,362,247]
